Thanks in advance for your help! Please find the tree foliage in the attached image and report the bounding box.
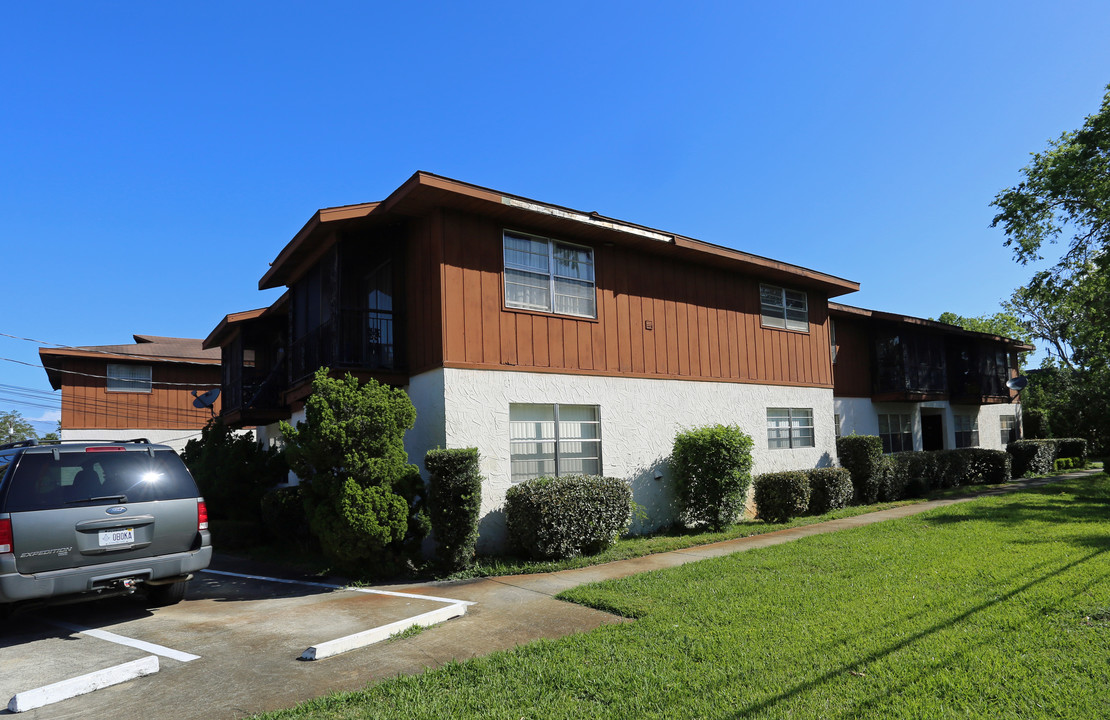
[992,84,1110,454]
[181,418,288,522]
[991,84,1110,372]
[280,369,427,573]
[1,410,39,444]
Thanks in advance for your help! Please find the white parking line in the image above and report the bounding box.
[300,602,468,661]
[47,621,201,663]
[201,568,476,606]
[8,656,159,713]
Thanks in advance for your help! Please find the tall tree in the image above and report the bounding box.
[991,84,1110,453]
[991,84,1110,372]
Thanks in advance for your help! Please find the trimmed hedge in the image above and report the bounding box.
[671,424,754,530]
[1056,438,1088,464]
[1055,457,1084,471]
[1007,439,1058,477]
[888,448,1011,496]
[807,467,854,515]
[836,435,884,505]
[753,471,811,523]
[426,447,483,572]
[505,475,632,560]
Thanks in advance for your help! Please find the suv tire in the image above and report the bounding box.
[146,580,188,606]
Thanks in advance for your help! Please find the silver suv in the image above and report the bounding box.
[0,438,212,614]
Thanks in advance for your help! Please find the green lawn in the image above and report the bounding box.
[255,473,1110,719]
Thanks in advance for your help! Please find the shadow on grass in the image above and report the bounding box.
[726,546,1109,719]
[922,477,1110,550]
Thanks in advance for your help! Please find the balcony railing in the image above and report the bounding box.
[290,310,398,382]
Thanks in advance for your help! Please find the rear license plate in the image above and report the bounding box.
[99,528,135,547]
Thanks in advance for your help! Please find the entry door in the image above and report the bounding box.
[922,414,944,451]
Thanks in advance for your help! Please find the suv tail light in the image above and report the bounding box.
[197,500,208,531]
[0,519,12,554]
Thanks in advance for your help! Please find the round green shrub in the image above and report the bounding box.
[505,475,632,560]
[670,424,754,530]
[806,467,853,514]
[753,471,811,523]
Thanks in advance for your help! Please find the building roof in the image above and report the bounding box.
[39,335,221,390]
[202,291,290,350]
[258,171,861,298]
[828,302,1036,351]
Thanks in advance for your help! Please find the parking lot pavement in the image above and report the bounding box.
[0,565,475,719]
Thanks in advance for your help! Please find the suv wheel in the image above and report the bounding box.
[146,580,188,606]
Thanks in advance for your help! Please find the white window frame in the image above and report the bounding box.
[509,403,602,483]
[954,414,979,448]
[1000,415,1017,446]
[834,413,842,440]
[760,284,809,332]
[767,408,815,450]
[878,413,913,454]
[106,363,152,393]
[503,230,596,318]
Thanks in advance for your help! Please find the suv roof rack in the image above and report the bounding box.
[0,439,39,451]
[0,438,155,452]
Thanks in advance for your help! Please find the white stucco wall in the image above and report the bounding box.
[61,428,207,453]
[434,368,837,552]
[834,397,1024,452]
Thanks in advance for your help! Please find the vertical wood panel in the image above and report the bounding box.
[548,318,564,368]
[478,218,502,365]
[616,253,632,372]
[629,289,645,374]
[578,322,592,370]
[517,313,534,367]
[442,223,466,364]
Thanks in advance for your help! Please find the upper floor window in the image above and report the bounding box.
[767,408,815,449]
[760,284,808,332]
[509,403,602,483]
[954,414,979,448]
[503,231,596,318]
[107,363,152,393]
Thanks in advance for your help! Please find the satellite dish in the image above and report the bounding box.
[1005,376,1028,392]
[192,388,221,409]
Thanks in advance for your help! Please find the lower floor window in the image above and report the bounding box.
[1000,415,1017,446]
[878,413,913,454]
[509,404,601,483]
[767,408,815,449]
[955,414,979,448]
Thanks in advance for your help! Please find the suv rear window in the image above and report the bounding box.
[2,449,199,512]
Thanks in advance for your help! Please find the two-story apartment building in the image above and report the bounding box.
[830,303,1032,454]
[206,172,868,547]
[206,172,1032,548]
[39,335,222,452]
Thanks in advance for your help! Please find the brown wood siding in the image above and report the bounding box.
[435,209,835,387]
[59,358,220,431]
[831,316,872,397]
[404,214,445,375]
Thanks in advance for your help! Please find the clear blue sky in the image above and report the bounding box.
[3,1,1109,434]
